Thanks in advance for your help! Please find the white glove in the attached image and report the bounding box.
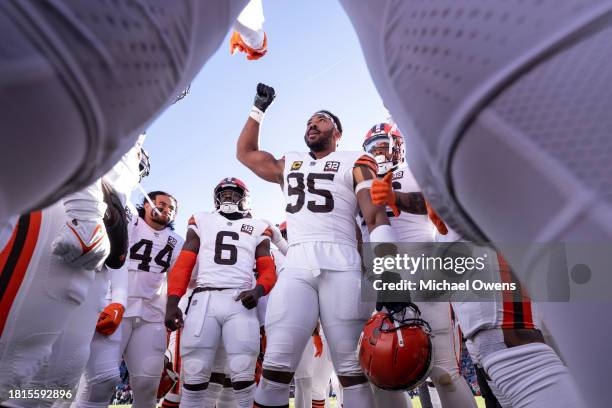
[52,219,110,270]
[263,220,288,255]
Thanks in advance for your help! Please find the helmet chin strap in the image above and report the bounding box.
[136,183,162,216]
[118,156,162,217]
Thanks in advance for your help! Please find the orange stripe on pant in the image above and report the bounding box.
[172,328,182,395]
[0,211,42,335]
[498,254,535,329]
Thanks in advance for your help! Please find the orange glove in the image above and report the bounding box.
[370,173,399,216]
[96,303,125,335]
[230,31,267,60]
[426,200,448,235]
[313,334,323,358]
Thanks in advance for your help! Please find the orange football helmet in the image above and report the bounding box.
[358,308,433,390]
[362,123,405,176]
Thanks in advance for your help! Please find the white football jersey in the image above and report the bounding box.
[281,151,374,273]
[125,215,183,322]
[189,212,270,289]
[358,165,434,242]
[282,151,369,246]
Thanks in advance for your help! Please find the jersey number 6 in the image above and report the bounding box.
[214,231,239,265]
[285,172,335,214]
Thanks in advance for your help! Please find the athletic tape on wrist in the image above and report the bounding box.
[369,224,397,242]
[355,179,373,194]
[249,106,265,123]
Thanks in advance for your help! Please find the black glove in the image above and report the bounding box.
[375,271,413,314]
[254,83,276,112]
[164,295,184,332]
[236,285,265,310]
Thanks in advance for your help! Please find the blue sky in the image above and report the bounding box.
[139,1,388,236]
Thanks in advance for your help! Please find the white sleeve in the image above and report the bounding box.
[109,263,128,307]
[62,178,107,220]
[233,0,265,48]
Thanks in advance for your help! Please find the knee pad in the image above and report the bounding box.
[80,376,119,404]
[429,360,462,388]
[182,352,215,385]
[227,352,257,383]
[262,329,309,373]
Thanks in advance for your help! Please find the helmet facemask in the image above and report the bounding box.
[364,134,400,176]
[214,186,250,216]
[138,148,151,182]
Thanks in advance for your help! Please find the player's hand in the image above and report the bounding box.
[254,83,276,112]
[165,301,184,332]
[263,221,284,246]
[313,334,323,358]
[375,271,413,314]
[230,31,268,60]
[236,285,265,310]
[96,303,125,335]
[426,200,448,235]
[52,219,110,270]
[371,173,399,217]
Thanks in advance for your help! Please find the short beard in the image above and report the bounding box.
[150,210,169,228]
[305,129,334,152]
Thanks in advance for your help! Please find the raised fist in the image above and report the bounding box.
[254,83,276,112]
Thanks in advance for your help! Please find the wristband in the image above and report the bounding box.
[249,106,265,123]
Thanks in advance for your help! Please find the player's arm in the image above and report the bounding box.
[230,0,267,60]
[370,173,427,215]
[396,192,427,214]
[165,219,200,331]
[354,157,414,313]
[236,83,285,184]
[236,238,276,309]
[353,156,394,236]
[263,222,288,255]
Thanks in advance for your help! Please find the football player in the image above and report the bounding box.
[236,83,397,408]
[363,123,477,408]
[160,216,285,408]
[370,123,582,407]
[2,137,148,406]
[164,177,277,408]
[0,0,267,226]
[26,141,150,408]
[75,190,183,408]
[438,228,582,408]
[0,138,147,405]
[338,2,612,406]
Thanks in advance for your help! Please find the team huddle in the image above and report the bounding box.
[1,0,610,407]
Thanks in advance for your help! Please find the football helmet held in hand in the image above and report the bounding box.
[358,306,433,390]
